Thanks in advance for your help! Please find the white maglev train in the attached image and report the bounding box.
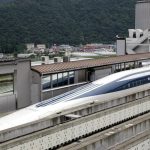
[0,66,150,131]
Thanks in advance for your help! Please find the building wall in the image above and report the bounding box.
[116,38,126,56]
[0,94,16,112]
[16,61,31,109]
[135,1,150,30]
[95,67,112,80]
[0,59,32,113]
[0,64,16,74]
[31,71,41,104]
[133,39,150,53]
[77,70,86,82]
[31,84,41,104]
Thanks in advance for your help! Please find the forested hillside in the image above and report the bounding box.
[0,0,136,53]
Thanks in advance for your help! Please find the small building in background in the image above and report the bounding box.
[17,53,36,58]
[35,44,46,53]
[37,44,46,50]
[58,45,73,52]
[26,43,35,51]
[0,53,4,59]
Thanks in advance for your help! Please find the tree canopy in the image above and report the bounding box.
[0,0,136,53]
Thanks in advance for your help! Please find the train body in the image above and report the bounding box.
[0,66,150,131]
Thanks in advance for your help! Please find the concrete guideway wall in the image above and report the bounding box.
[61,113,150,150]
[127,138,150,150]
[1,95,150,150]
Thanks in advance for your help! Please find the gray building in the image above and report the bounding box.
[116,37,127,55]
[0,59,31,113]
[135,0,150,30]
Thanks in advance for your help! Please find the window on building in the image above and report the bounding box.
[69,71,75,84]
[52,74,57,88]
[63,72,69,86]
[42,71,75,90]
[42,75,51,90]
[58,73,63,86]
[0,74,13,95]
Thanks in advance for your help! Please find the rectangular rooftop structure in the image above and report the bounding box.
[32,53,150,75]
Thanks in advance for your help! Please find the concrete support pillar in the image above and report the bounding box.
[13,69,17,109]
[124,63,126,70]
[116,38,126,56]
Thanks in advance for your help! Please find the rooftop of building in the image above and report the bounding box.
[0,58,15,62]
[0,58,30,66]
[31,53,150,75]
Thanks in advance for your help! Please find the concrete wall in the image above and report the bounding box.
[0,94,16,112]
[133,39,150,53]
[78,70,86,82]
[31,71,41,104]
[135,1,150,30]
[16,61,31,109]
[95,67,112,80]
[78,116,150,150]
[116,38,126,55]
[0,59,32,112]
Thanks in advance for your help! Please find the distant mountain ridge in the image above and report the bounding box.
[0,0,136,53]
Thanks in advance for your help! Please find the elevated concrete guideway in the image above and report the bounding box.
[1,84,150,150]
[59,113,150,150]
